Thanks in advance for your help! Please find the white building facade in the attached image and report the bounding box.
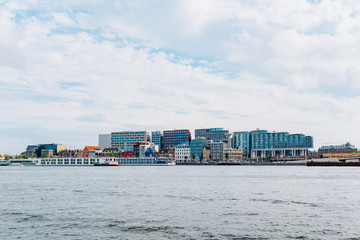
[175,144,191,162]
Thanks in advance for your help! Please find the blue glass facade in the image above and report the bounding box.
[163,130,191,148]
[151,131,163,150]
[190,139,209,161]
[250,130,313,149]
[232,132,250,157]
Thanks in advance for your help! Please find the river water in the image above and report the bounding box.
[1,166,359,239]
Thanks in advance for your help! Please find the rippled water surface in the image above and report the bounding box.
[1,166,360,239]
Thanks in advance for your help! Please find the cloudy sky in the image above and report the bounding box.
[1,0,360,154]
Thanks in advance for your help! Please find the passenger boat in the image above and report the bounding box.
[94,160,119,166]
[118,157,175,166]
[34,157,175,166]
[36,158,111,166]
[10,159,37,166]
[0,161,9,166]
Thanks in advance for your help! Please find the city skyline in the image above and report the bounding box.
[1,0,360,154]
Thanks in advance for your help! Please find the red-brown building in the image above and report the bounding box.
[83,146,102,157]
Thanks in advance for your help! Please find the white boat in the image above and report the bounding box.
[10,159,37,166]
[0,161,9,166]
[33,157,175,166]
[118,157,175,166]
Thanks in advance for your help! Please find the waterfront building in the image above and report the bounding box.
[151,131,163,150]
[122,151,134,158]
[111,131,151,151]
[202,147,210,162]
[163,129,191,149]
[189,138,209,162]
[223,147,243,162]
[98,134,111,149]
[250,130,313,158]
[175,144,191,162]
[133,142,158,158]
[40,149,55,157]
[101,148,122,157]
[318,142,357,156]
[26,144,66,157]
[58,149,83,158]
[26,145,39,157]
[195,128,230,141]
[83,146,102,157]
[232,131,250,158]
[209,141,229,162]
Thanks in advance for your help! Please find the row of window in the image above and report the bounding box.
[41,159,99,165]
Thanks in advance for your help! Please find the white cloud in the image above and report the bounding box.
[1,0,360,154]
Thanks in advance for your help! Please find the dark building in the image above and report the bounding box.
[26,143,66,157]
[195,128,230,141]
[209,141,227,162]
[163,129,191,149]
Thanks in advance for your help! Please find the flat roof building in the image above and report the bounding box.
[111,131,151,151]
[195,128,230,141]
[163,129,191,149]
[99,134,111,150]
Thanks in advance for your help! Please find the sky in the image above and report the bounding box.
[1,0,360,154]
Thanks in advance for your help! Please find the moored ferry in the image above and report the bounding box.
[0,161,9,166]
[10,159,38,166]
[94,159,119,166]
[34,157,175,166]
[118,157,175,166]
[36,158,111,166]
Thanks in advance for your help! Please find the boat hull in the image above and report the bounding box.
[307,161,360,167]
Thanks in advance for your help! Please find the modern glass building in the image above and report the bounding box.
[163,129,191,149]
[26,144,66,157]
[111,131,151,151]
[151,131,163,150]
[195,128,229,141]
[232,131,250,157]
[189,138,209,162]
[250,130,313,158]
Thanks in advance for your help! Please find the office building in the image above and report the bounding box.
[232,131,250,157]
[26,143,66,157]
[189,138,209,162]
[209,141,228,162]
[163,129,191,149]
[151,131,163,150]
[98,134,111,149]
[175,144,191,162]
[250,130,313,158]
[111,131,151,151]
[195,128,230,141]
